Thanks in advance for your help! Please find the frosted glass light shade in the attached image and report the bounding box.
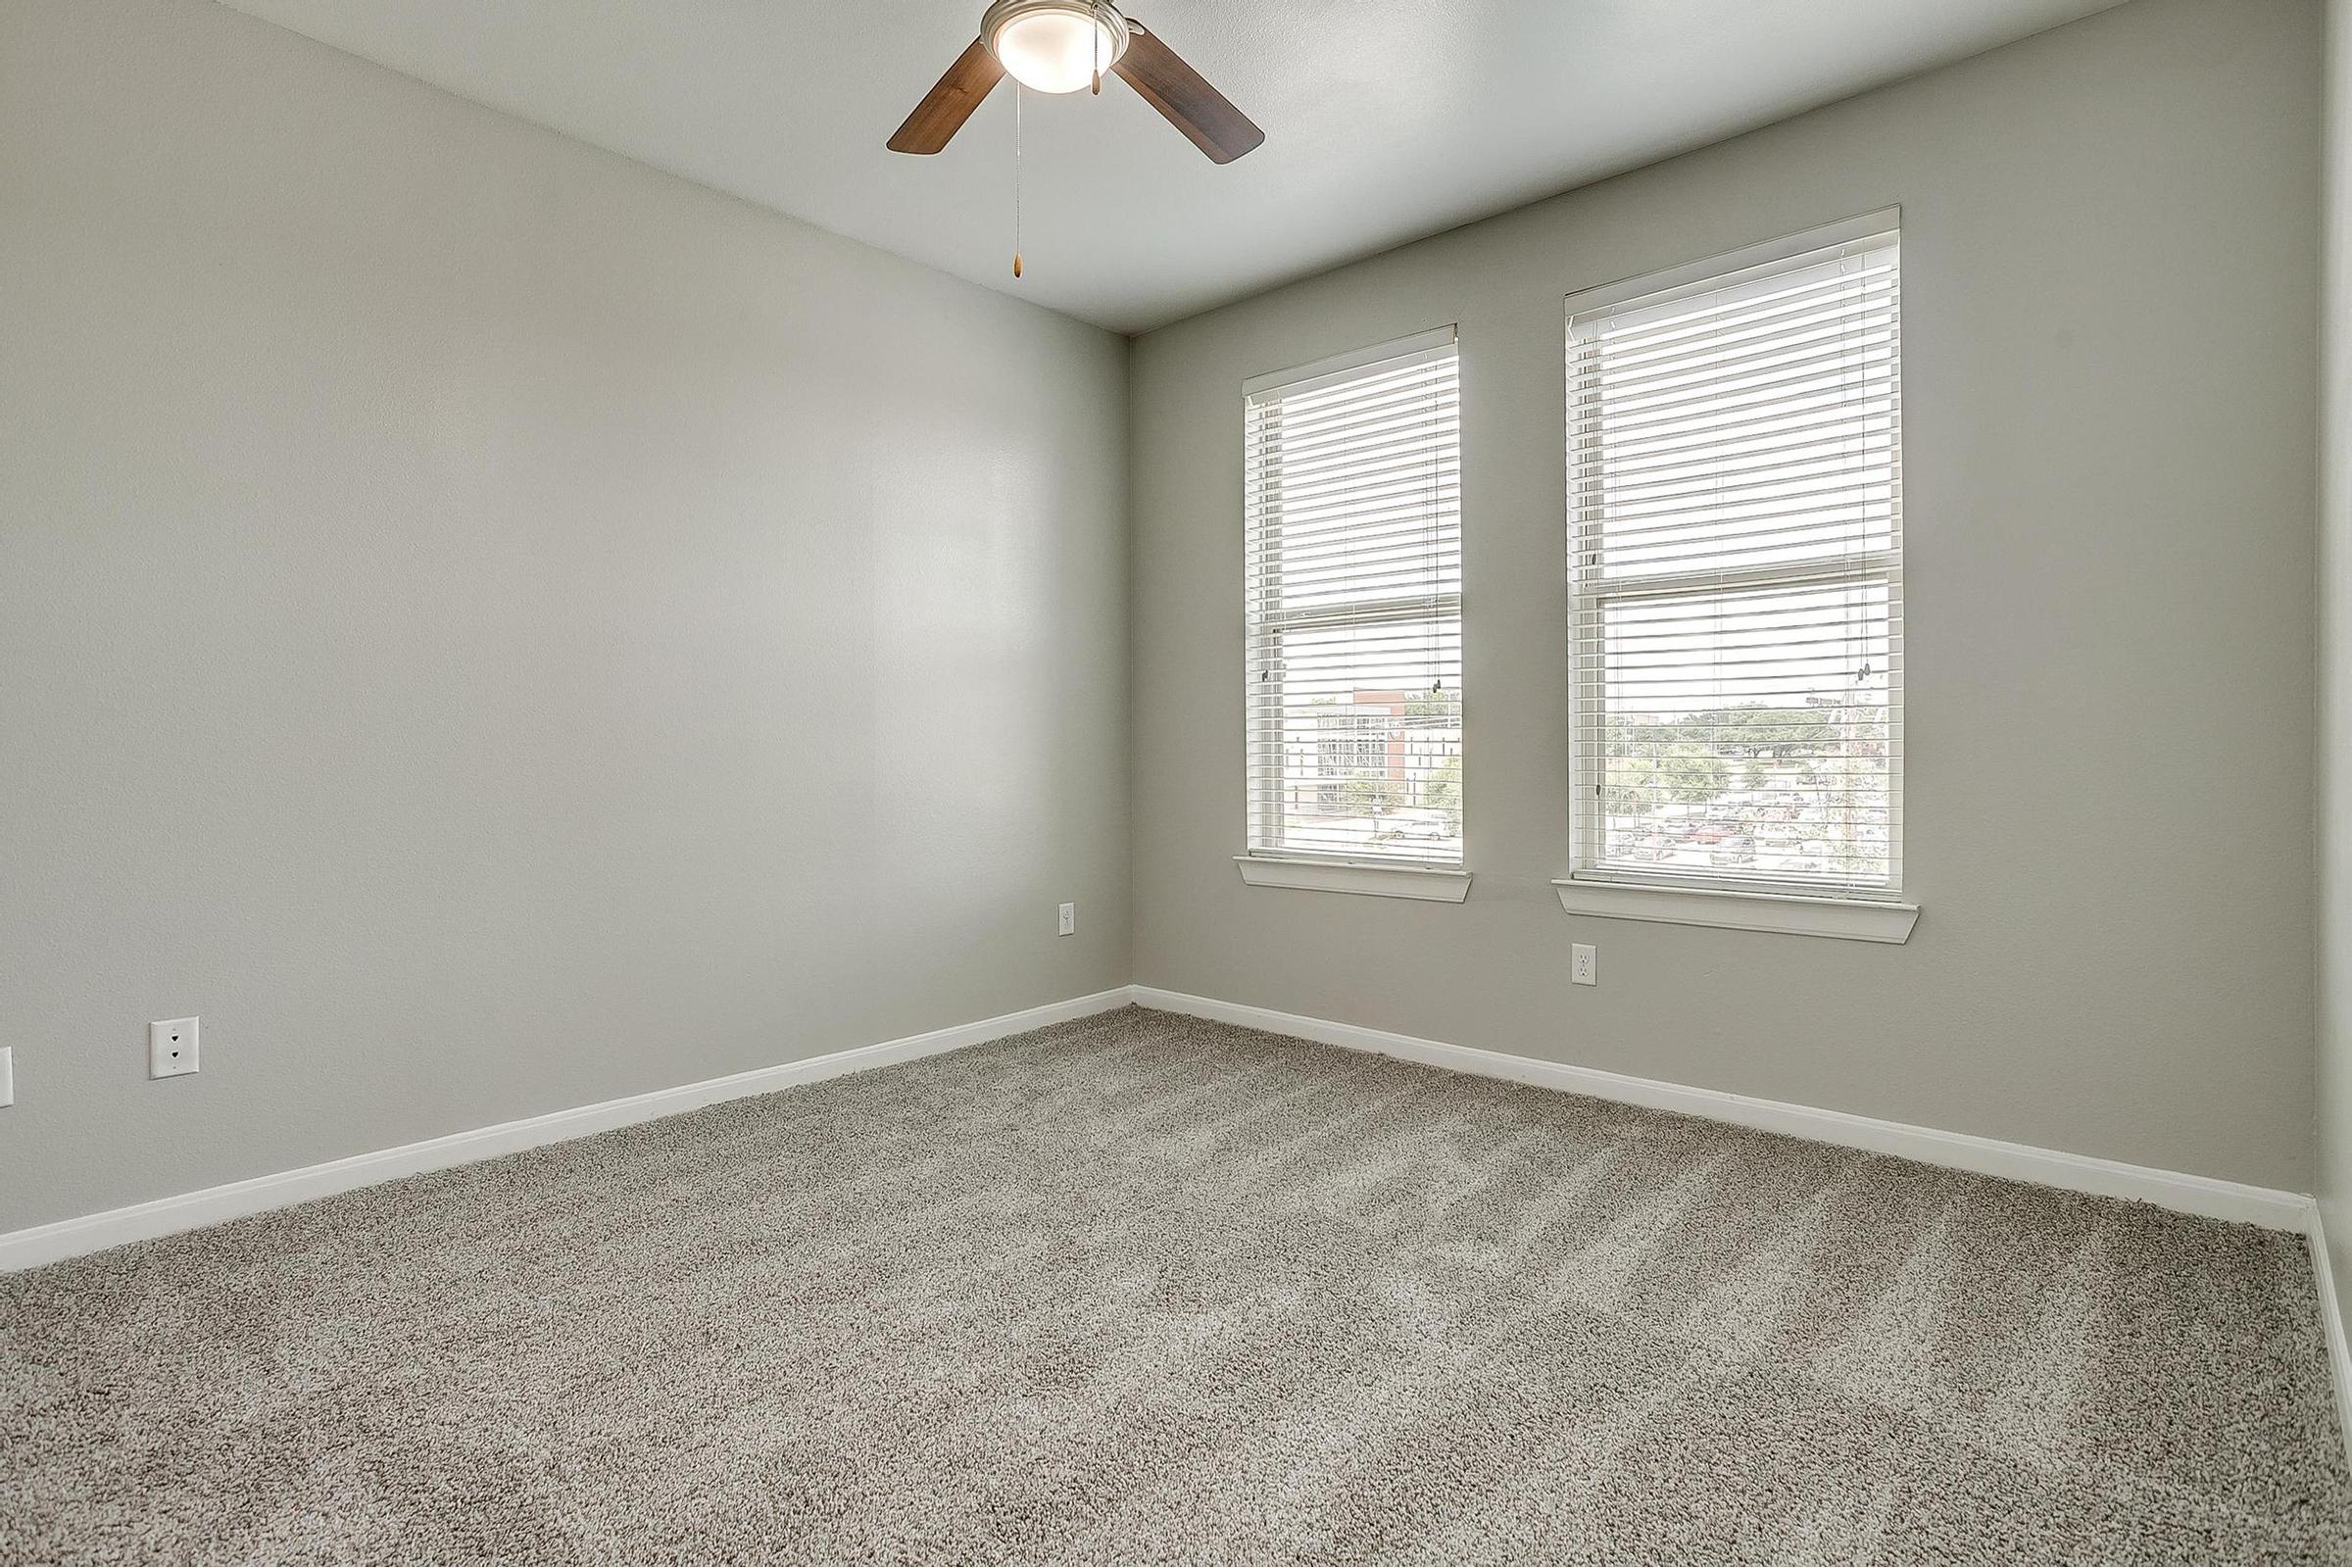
[990,5,1120,94]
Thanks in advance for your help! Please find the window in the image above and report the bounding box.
[1567,213,1902,906]
[1245,326,1462,871]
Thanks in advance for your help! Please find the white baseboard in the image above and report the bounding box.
[5,980,2318,1274]
[0,987,1132,1274]
[2309,1208,2352,1471]
[1130,986,2314,1231]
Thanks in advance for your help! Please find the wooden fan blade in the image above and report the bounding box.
[888,38,1004,154]
[1111,21,1263,164]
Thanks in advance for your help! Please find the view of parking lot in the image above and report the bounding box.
[1592,694,1892,886]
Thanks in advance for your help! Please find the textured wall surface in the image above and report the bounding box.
[0,0,2330,1243]
[0,1,1129,1232]
[1128,0,2322,1189]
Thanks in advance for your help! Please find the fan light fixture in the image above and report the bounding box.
[983,0,1128,94]
[887,0,1261,176]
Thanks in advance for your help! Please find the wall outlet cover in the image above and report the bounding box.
[1572,944,1598,986]
[150,1017,200,1079]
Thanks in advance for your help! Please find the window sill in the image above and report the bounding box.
[1236,857,1472,903]
[1551,878,1917,943]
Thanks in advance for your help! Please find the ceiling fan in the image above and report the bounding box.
[888,0,1264,165]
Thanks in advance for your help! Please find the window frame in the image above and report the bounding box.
[1563,211,1909,917]
[1239,325,1470,897]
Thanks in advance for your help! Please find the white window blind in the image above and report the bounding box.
[1245,326,1462,865]
[1568,215,1902,901]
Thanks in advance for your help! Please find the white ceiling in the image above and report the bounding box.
[221,0,2125,334]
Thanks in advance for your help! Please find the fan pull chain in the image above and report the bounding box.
[1092,9,1102,94]
[1011,84,1023,278]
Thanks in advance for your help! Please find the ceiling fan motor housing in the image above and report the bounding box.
[981,0,1132,92]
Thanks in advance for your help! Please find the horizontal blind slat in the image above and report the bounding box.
[1580,328,1897,413]
[1575,261,1897,353]
[1571,406,1903,470]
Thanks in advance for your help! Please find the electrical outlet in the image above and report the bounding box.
[0,1047,12,1107]
[1571,944,1597,987]
[149,1017,199,1079]
[1057,902,1076,937]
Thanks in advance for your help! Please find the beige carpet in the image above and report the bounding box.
[3,1004,2347,1564]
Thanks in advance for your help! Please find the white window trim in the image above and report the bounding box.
[1552,877,1916,943]
[1242,324,1466,885]
[1242,325,1458,399]
[1563,210,1912,934]
[1238,857,1473,903]
[1559,209,1900,320]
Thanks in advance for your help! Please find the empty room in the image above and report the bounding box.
[9,0,2352,1562]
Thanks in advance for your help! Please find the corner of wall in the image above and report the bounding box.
[1118,327,1143,993]
[2318,0,2352,1363]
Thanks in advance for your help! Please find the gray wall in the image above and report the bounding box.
[2322,0,2352,1323]
[0,1,1130,1233]
[1129,0,2321,1190]
[2,0,2327,1239]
